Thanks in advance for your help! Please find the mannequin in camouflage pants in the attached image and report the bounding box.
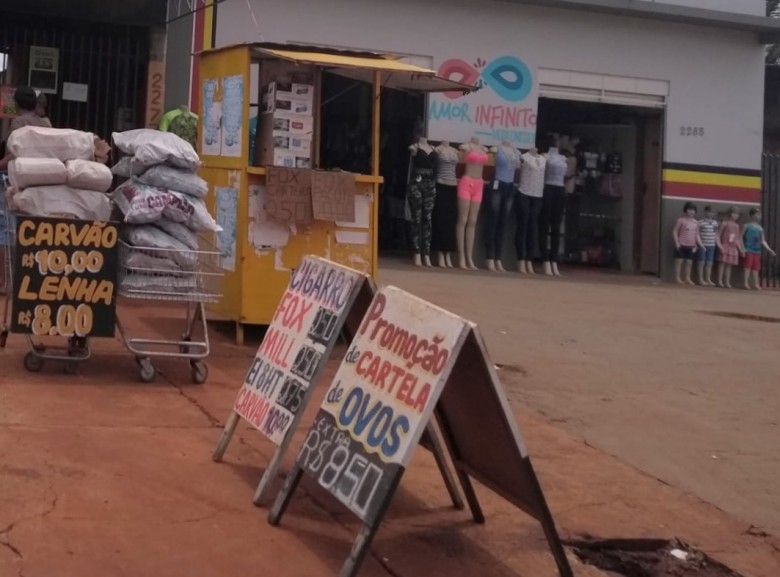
[408,169,437,263]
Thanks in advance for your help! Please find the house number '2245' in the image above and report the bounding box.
[680,126,705,137]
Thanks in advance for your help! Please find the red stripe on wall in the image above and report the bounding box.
[190,8,205,114]
[663,181,760,204]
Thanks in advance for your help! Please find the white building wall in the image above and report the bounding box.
[635,0,765,16]
[215,0,765,170]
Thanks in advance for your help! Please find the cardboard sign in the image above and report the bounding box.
[311,171,356,222]
[266,167,313,224]
[11,217,119,338]
[296,286,469,522]
[232,256,367,445]
[0,86,16,119]
[270,286,574,577]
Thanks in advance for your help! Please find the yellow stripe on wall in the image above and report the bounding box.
[204,0,215,50]
[663,169,761,190]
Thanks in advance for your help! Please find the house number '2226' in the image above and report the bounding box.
[680,126,705,137]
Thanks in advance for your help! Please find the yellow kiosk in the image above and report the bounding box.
[197,43,470,343]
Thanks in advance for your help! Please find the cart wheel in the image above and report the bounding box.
[179,335,192,354]
[191,361,208,385]
[138,359,156,383]
[23,352,44,373]
[63,361,79,375]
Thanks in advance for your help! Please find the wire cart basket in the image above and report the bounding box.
[0,178,91,372]
[116,237,223,384]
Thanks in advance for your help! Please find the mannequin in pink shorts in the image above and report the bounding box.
[457,137,487,269]
[716,207,744,289]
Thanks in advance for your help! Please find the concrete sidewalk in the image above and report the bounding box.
[0,295,778,577]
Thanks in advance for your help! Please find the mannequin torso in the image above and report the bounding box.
[519,149,546,197]
[492,140,519,184]
[544,147,567,187]
[434,141,459,186]
[460,139,488,180]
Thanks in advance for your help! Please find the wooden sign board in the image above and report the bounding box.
[311,171,356,222]
[270,286,573,577]
[11,217,119,338]
[214,256,372,503]
[266,167,313,224]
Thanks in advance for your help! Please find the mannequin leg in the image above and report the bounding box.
[408,180,423,264]
[752,270,761,290]
[674,259,684,284]
[484,183,501,267]
[421,178,436,267]
[496,184,513,273]
[697,260,706,285]
[705,262,714,286]
[684,259,694,285]
[725,264,733,288]
[717,262,725,287]
[549,187,566,274]
[539,192,553,266]
[457,198,471,269]
[515,193,529,272]
[465,201,480,269]
[445,253,453,268]
[743,266,751,289]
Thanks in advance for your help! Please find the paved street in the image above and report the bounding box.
[380,260,780,535]
[1,267,779,577]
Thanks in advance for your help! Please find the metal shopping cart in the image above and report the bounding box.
[0,182,92,371]
[116,237,223,384]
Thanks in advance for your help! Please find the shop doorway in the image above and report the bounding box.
[319,73,424,252]
[536,98,663,273]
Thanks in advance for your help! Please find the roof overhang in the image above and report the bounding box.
[503,0,780,44]
[250,45,475,94]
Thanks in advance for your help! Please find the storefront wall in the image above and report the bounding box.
[212,0,766,277]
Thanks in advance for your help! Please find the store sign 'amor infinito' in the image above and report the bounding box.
[428,54,538,148]
[296,286,468,522]
[12,217,119,338]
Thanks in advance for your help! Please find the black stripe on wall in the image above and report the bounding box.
[663,162,761,178]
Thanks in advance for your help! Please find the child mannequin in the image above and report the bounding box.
[696,205,718,286]
[716,207,743,289]
[672,202,701,285]
[742,207,776,290]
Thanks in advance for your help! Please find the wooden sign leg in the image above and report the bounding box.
[422,423,464,510]
[252,428,299,506]
[434,408,486,524]
[268,464,304,526]
[338,523,380,577]
[523,460,574,577]
[212,411,240,462]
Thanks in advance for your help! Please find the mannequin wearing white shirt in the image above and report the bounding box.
[514,147,546,274]
[539,138,568,276]
[432,141,459,268]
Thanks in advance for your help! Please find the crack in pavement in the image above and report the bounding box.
[0,486,58,577]
[157,371,222,428]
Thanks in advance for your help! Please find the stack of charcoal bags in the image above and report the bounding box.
[110,129,219,293]
[5,127,113,219]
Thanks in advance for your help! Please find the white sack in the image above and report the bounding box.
[8,126,95,162]
[13,185,111,221]
[138,164,208,199]
[154,218,199,250]
[111,180,169,224]
[8,158,67,189]
[162,190,220,232]
[123,225,197,269]
[66,160,113,192]
[112,129,200,171]
[112,156,148,178]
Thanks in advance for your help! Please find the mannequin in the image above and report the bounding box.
[160,104,199,148]
[407,136,437,267]
[457,137,488,270]
[515,147,546,274]
[716,207,743,288]
[432,140,459,268]
[485,139,519,272]
[696,206,718,286]
[538,136,568,276]
[741,208,775,290]
[672,201,700,285]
